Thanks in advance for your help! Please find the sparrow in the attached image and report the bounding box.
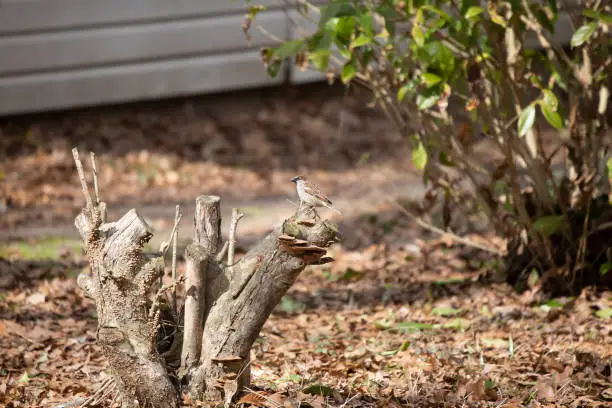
[291,176,342,215]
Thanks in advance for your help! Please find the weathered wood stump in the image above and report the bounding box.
[73,148,339,407]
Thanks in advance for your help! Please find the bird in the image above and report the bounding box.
[291,176,342,215]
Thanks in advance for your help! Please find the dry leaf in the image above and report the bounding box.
[536,380,556,401]
[237,391,271,407]
[26,292,46,305]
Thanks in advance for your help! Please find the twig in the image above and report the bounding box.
[171,205,181,317]
[79,376,114,407]
[71,148,94,212]
[216,241,230,263]
[228,208,245,266]
[89,152,100,206]
[149,276,186,318]
[380,191,502,255]
[161,210,183,258]
[158,207,183,289]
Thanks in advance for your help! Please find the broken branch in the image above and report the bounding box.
[89,152,100,206]
[71,147,94,213]
[228,208,245,265]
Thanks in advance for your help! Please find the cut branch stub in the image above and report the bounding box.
[194,195,221,254]
[181,243,208,373]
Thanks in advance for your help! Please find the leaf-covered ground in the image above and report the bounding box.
[0,84,411,232]
[1,219,611,407]
[1,84,611,407]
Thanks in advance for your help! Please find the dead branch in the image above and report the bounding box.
[228,208,245,265]
[171,205,182,316]
[72,148,94,213]
[381,191,502,256]
[89,152,100,206]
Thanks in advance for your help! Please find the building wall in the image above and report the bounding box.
[0,1,589,116]
[0,0,287,115]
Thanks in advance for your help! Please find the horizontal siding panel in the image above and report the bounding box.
[0,50,285,116]
[0,0,282,34]
[0,11,287,75]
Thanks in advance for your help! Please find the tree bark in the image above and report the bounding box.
[73,149,339,407]
[188,209,338,402]
[75,207,178,408]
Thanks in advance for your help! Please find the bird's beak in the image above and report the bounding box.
[290,177,299,183]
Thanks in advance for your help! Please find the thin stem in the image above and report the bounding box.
[71,148,94,213]
[228,208,245,266]
[171,205,181,317]
[216,241,230,263]
[380,190,502,255]
[89,152,100,206]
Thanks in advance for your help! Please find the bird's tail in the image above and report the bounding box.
[325,203,343,215]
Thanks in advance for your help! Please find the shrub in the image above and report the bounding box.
[247,0,612,294]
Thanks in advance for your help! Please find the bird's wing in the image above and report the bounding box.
[303,181,333,205]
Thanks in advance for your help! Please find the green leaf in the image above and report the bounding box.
[412,141,428,170]
[416,87,441,110]
[528,268,540,287]
[539,103,563,129]
[266,59,282,78]
[339,268,365,281]
[431,307,463,317]
[359,14,374,36]
[398,85,410,102]
[317,2,346,29]
[341,61,357,83]
[421,5,452,22]
[412,24,425,47]
[336,16,356,38]
[518,104,536,137]
[600,262,612,276]
[324,17,340,33]
[303,384,335,397]
[595,308,612,319]
[247,4,267,20]
[392,322,434,333]
[373,320,392,330]
[280,373,302,383]
[532,215,563,237]
[18,371,29,384]
[571,23,597,47]
[542,89,559,110]
[582,9,612,24]
[422,41,455,78]
[422,72,442,86]
[273,39,305,59]
[443,318,470,331]
[544,299,564,308]
[465,6,484,19]
[481,338,508,348]
[548,0,558,17]
[351,34,372,48]
[582,9,600,20]
[489,9,507,27]
[309,49,330,71]
[601,13,612,25]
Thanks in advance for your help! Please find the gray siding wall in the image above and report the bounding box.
[0,0,288,115]
[0,1,590,115]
